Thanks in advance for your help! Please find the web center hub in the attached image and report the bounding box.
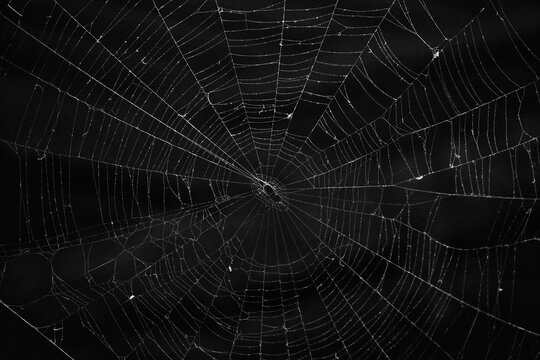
[252,175,287,210]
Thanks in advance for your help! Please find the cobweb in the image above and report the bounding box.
[0,0,539,359]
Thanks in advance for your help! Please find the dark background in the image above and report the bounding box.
[1,0,539,359]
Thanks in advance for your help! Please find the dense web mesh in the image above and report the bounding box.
[0,0,539,359]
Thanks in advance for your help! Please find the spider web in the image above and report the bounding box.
[0,0,539,359]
